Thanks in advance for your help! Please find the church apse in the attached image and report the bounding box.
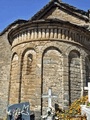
[0,0,90,119]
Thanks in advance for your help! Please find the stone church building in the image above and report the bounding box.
[0,0,90,119]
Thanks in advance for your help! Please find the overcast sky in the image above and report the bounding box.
[0,0,90,32]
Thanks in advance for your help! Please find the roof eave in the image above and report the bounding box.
[0,19,28,36]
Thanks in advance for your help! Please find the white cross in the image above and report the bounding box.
[84,82,90,102]
[42,88,57,108]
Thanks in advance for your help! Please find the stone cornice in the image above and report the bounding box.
[8,19,90,50]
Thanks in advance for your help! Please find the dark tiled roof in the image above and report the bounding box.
[30,0,88,21]
[0,19,27,36]
[1,0,89,35]
[60,2,88,16]
[30,0,53,21]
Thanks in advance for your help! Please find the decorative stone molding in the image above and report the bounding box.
[8,20,90,50]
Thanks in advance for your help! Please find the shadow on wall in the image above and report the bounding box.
[30,114,35,120]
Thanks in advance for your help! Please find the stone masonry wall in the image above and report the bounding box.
[42,48,63,114]
[69,51,81,104]
[9,53,19,104]
[9,39,88,119]
[43,7,87,25]
[0,33,11,119]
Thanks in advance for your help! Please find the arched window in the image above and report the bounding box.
[26,54,33,74]
[22,51,33,75]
